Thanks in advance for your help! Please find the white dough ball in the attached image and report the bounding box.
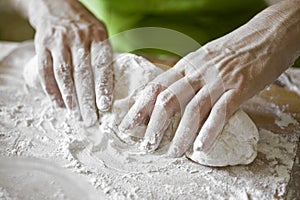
[187,109,259,167]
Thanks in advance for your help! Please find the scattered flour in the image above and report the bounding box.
[24,52,259,168]
[0,187,15,200]
[0,41,299,199]
[275,111,299,129]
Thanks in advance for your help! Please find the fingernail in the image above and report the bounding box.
[81,101,98,127]
[167,144,182,158]
[193,140,205,152]
[139,139,155,153]
[97,95,112,112]
[118,119,133,133]
[83,113,98,127]
[140,135,160,153]
[118,120,128,133]
[118,124,126,133]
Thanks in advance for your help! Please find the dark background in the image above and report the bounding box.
[0,1,34,41]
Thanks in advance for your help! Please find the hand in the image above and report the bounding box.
[119,1,300,156]
[28,0,113,126]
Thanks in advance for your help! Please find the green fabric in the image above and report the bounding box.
[294,58,300,68]
[80,0,266,54]
[80,0,300,67]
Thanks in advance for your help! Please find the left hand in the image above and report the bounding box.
[26,0,113,126]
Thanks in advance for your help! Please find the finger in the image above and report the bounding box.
[118,69,182,133]
[193,89,239,153]
[141,77,198,152]
[36,48,64,107]
[119,83,163,134]
[52,48,80,119]
[167,84,222,157]
[72,46,98,127]
[91,40,114,112]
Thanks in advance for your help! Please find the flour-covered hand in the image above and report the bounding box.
[26,0,113,126]
[119,0,300,156]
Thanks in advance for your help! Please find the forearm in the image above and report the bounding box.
[11,0,112,126]
[8,0,34,17]
[267,0,300,67]
[8,0,95,29]
[213,0,300,75]
[264,0,282,6]
[257,0,300,57]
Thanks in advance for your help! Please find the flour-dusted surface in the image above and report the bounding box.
[0,157,104,200]
[0,41,299,200]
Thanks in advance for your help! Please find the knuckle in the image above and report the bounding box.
[73,29,88,45]
[35,27,67,48]
[92,43,112,67]
[156,90,175,107]
[215,105,225,115]
[214,99,233,117]
[38,58,50,70]
[53,29,66,41]
[174,59,188,74]
[92,26,108,40]
[185,101,200,114]
[74,64,90,77]
[73,48,89,63]
[93,26,106,34]
[139,84,161,100]
[54,63,71,78]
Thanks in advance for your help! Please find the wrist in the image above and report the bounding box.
[223,0,300,72]
[261,0,300,69]
[27,0,82,28]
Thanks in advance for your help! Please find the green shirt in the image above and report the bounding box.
[80,0,300,67]
[81,0,267,57]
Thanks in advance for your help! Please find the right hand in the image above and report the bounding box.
[119,0,300,156]
[28,0,113,126]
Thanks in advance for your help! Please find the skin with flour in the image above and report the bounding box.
[2,46,299,198]
[119,0,300,157]
[10,0,114,127]
[10,0,300,157]
[24,53,259,167]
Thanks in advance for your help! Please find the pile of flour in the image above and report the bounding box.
[0,41,299,199]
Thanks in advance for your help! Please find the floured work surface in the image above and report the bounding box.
[0,41,300,200]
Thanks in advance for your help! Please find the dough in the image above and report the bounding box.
[23,53,259,167]
[186,109,259,167]
[23,55,40,89]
